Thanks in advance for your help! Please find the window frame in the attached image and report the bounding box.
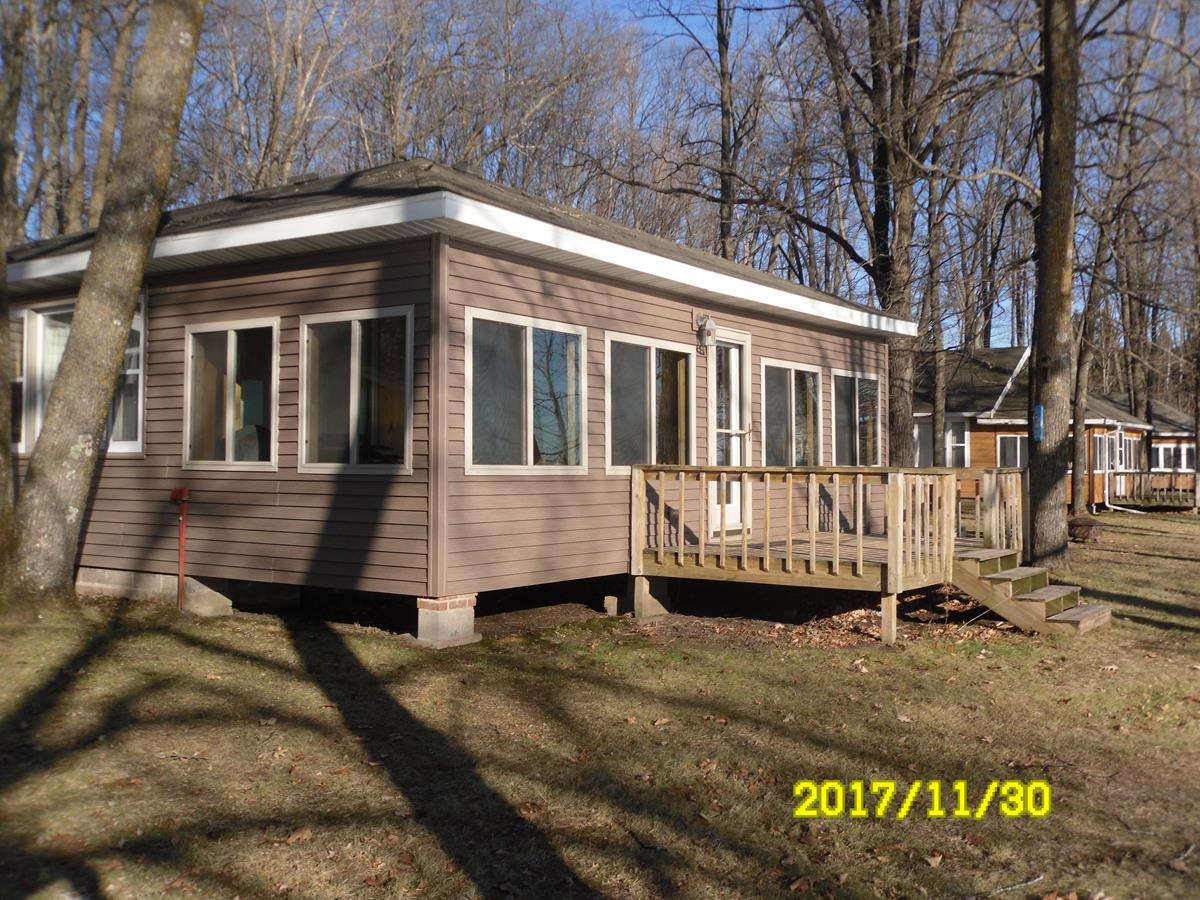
[464,307,589,476]
[995,433,1028,469]
[830,368,882,467]
[759,357,823,467]
[298,305,414,475]
[603,330,696,476]
[14,296,146,457]
[106,297,147,455]
[182,316,281,472]
[946,418,970,467]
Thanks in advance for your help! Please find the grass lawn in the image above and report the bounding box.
[1,512,1198,898]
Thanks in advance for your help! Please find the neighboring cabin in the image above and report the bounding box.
[7,159,914,645]
[913,348,1197,507]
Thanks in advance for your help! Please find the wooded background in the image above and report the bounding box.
[5,0,1198,430]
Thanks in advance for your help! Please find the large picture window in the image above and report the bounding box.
[832,372,880,466]
[14,301,145,454]
[466,309,586,473]
[762,361,820,466]
[300,307,412,471]
[185,319,278,468]
[605,334,694,471]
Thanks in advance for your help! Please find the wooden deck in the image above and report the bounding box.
[631,465,1027,598]
[1106,472,1197,509]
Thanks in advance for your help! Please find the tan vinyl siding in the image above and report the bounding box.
[16,240,433,596]
[443,239,890,594]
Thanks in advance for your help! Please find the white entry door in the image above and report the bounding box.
[710,337,749,532]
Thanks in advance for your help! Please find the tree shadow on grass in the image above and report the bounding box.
[282,616,600,898]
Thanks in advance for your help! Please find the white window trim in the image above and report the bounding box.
[1152,443,1196,472]
[10,308,27,455]
[603,330,697,476]
[106,295,147,455]
[298,305,414,475]
[830,368,882,467]
[995,433,1028,469]
[464,307,589,476]
[946,417,970,468]
[759,356,823,466]
[182,316,281,472]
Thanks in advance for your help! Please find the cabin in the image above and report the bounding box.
[913,348,1197,510]
[7,160,1110,646]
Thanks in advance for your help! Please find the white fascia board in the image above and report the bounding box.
[976,417,1028,426]
[986,345,1031,418]
[10,190,915,338]
[441,195,916,336]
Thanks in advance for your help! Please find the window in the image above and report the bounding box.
[1154,444,1196,471]
[605,333,694,472]
[15,302,145,454]
[10,312,24,449]
[832,372,880,466]
[763,361,820,466]
[1122,436,1140,471]
[185,319,278,468]
[915,420,933,467]
[466,309,586,473]
[108,313,144,452]
[300,307,413,471]
[998,434,1028,468]
[947,420,969,467]
[1092,434,1109,472]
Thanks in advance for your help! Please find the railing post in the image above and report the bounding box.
[981,471,998,548]
[1019,468,1031,562]
[630,468,645,576]
[943,473,956,583]
[886,472,904,594]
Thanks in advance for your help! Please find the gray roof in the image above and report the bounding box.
[915,348,1157,429]
[1100,392,1194,435]
[7,159,901,326]
[913,348,1029,417]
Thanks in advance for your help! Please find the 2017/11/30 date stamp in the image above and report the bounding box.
[793,780,1051,820]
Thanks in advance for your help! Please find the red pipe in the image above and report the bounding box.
[170,488,190,610]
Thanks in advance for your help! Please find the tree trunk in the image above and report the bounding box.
[64,10,93,234]
[716,0,735,260]
[7,0,207,602]
[1071,228,1107,516]
[89,0,138,224]
[0,4,29,599]
[1028,0,1079,568]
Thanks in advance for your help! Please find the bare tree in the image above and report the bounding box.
[7,0,207,603]
[1027,0,1080,568]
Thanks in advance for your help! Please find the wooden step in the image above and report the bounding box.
[1046,603,1112,635]
[984,566,1050,598]
[954,548,1020,576]
[1013,584,1080,619]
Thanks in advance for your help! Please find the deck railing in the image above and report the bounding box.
[953,468,1028,560]
[630,466,959,593]
[1106,471,1198,508]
